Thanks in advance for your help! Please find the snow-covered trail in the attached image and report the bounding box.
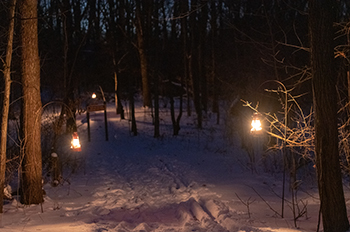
[1,103,315,231]
[68,107,240,231]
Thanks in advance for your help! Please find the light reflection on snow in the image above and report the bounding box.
[2,102,320,232]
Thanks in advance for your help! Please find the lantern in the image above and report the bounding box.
[71,132,81,152]
[92,93,97,99]
[251,113,262,134]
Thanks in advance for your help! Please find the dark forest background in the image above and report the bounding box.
[4,1,350,158]
[2,0,350,124]
[0,0,316,121]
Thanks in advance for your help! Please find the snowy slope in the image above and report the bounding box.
[0,101,344,231]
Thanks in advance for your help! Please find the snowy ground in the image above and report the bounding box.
[1,100,347,231]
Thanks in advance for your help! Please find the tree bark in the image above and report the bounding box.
[309,1,349,231]
[190,1,202,128]
[180,0,191,117]
[112,55,125,119]
[154,74,160,138]
[210,0,219,124]
[19,0,43,205]
[62,0,77,134]
[0,0,17,213]
[198,1,208,113]
[130,90,137,136]
[135,0,152,108]
[153,0,160,138]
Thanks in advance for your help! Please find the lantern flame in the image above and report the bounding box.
[251,116,262,132]
[251,119,262,131]
[71,132,81,152]
[92,93,97,99]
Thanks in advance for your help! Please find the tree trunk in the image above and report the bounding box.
[0,0,17,213]
[107,0,125,119]
[88,0,97,42]
[170,92,183,136]
[199,1,208,113]
[190,1,202,129]
[210,0,219,124]
[19,0,43,205]
[128,69,137,136]
[309,1,349,231]
[114,70,119,114]
[154,74,160,138]
[62,1,77,134]
[176,82,183,135]
[130,90,137,136]
[135,0,151,108]
[114,71,125,119]
[346,71,350,176]
[112,56,125,119]
[263,1,279,81]
[153,0,160,138]
[180,0,191,117]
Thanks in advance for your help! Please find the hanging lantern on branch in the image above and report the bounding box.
[251,113,262,135]
[71,132,81,152]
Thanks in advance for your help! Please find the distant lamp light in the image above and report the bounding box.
[92,93,97,99]
[71,132,81,152]
[251,113,262,134]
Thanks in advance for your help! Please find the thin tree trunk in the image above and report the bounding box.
[153,0,160,138]
[135,0,151,108]
[199,1,208,113]
[190,1,202,128]
[0,0,17,213]
[130,91,137,136]
[263,1,279,81]
[309,0,349,231]
[112,56,125,119]
[19,0,43,205]
[168,1,183,135]
[62,12,76,134]
[88,0,97,41]
[170,90,183,136]
[180,0,191,117]
[154,74,160,138]
[345,30,350,177]
[210,0,219,124]
[114,63,118,114]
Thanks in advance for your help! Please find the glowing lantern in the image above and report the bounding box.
[251,113,262,134]
[92,93,97,99]
[71,132,81,152]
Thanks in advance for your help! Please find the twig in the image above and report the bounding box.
[250,186,282,217]
[235,193,255,218]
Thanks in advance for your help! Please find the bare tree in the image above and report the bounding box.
[135,0,152,108]
[189,1,202,128]
[0,0,16,213]
[210,0,219,124]
[309,0,349,231]
[19,0,43,204]
[180,0,191,117]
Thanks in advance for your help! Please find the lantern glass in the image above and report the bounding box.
[71,132,81,151]
[251,114,262,133]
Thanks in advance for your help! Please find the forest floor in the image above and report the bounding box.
[1,99,346,232]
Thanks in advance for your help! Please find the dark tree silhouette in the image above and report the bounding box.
[0,0,16,213]
[135,0,152,108]
[309,0,349,231]
[19,0,43,205]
